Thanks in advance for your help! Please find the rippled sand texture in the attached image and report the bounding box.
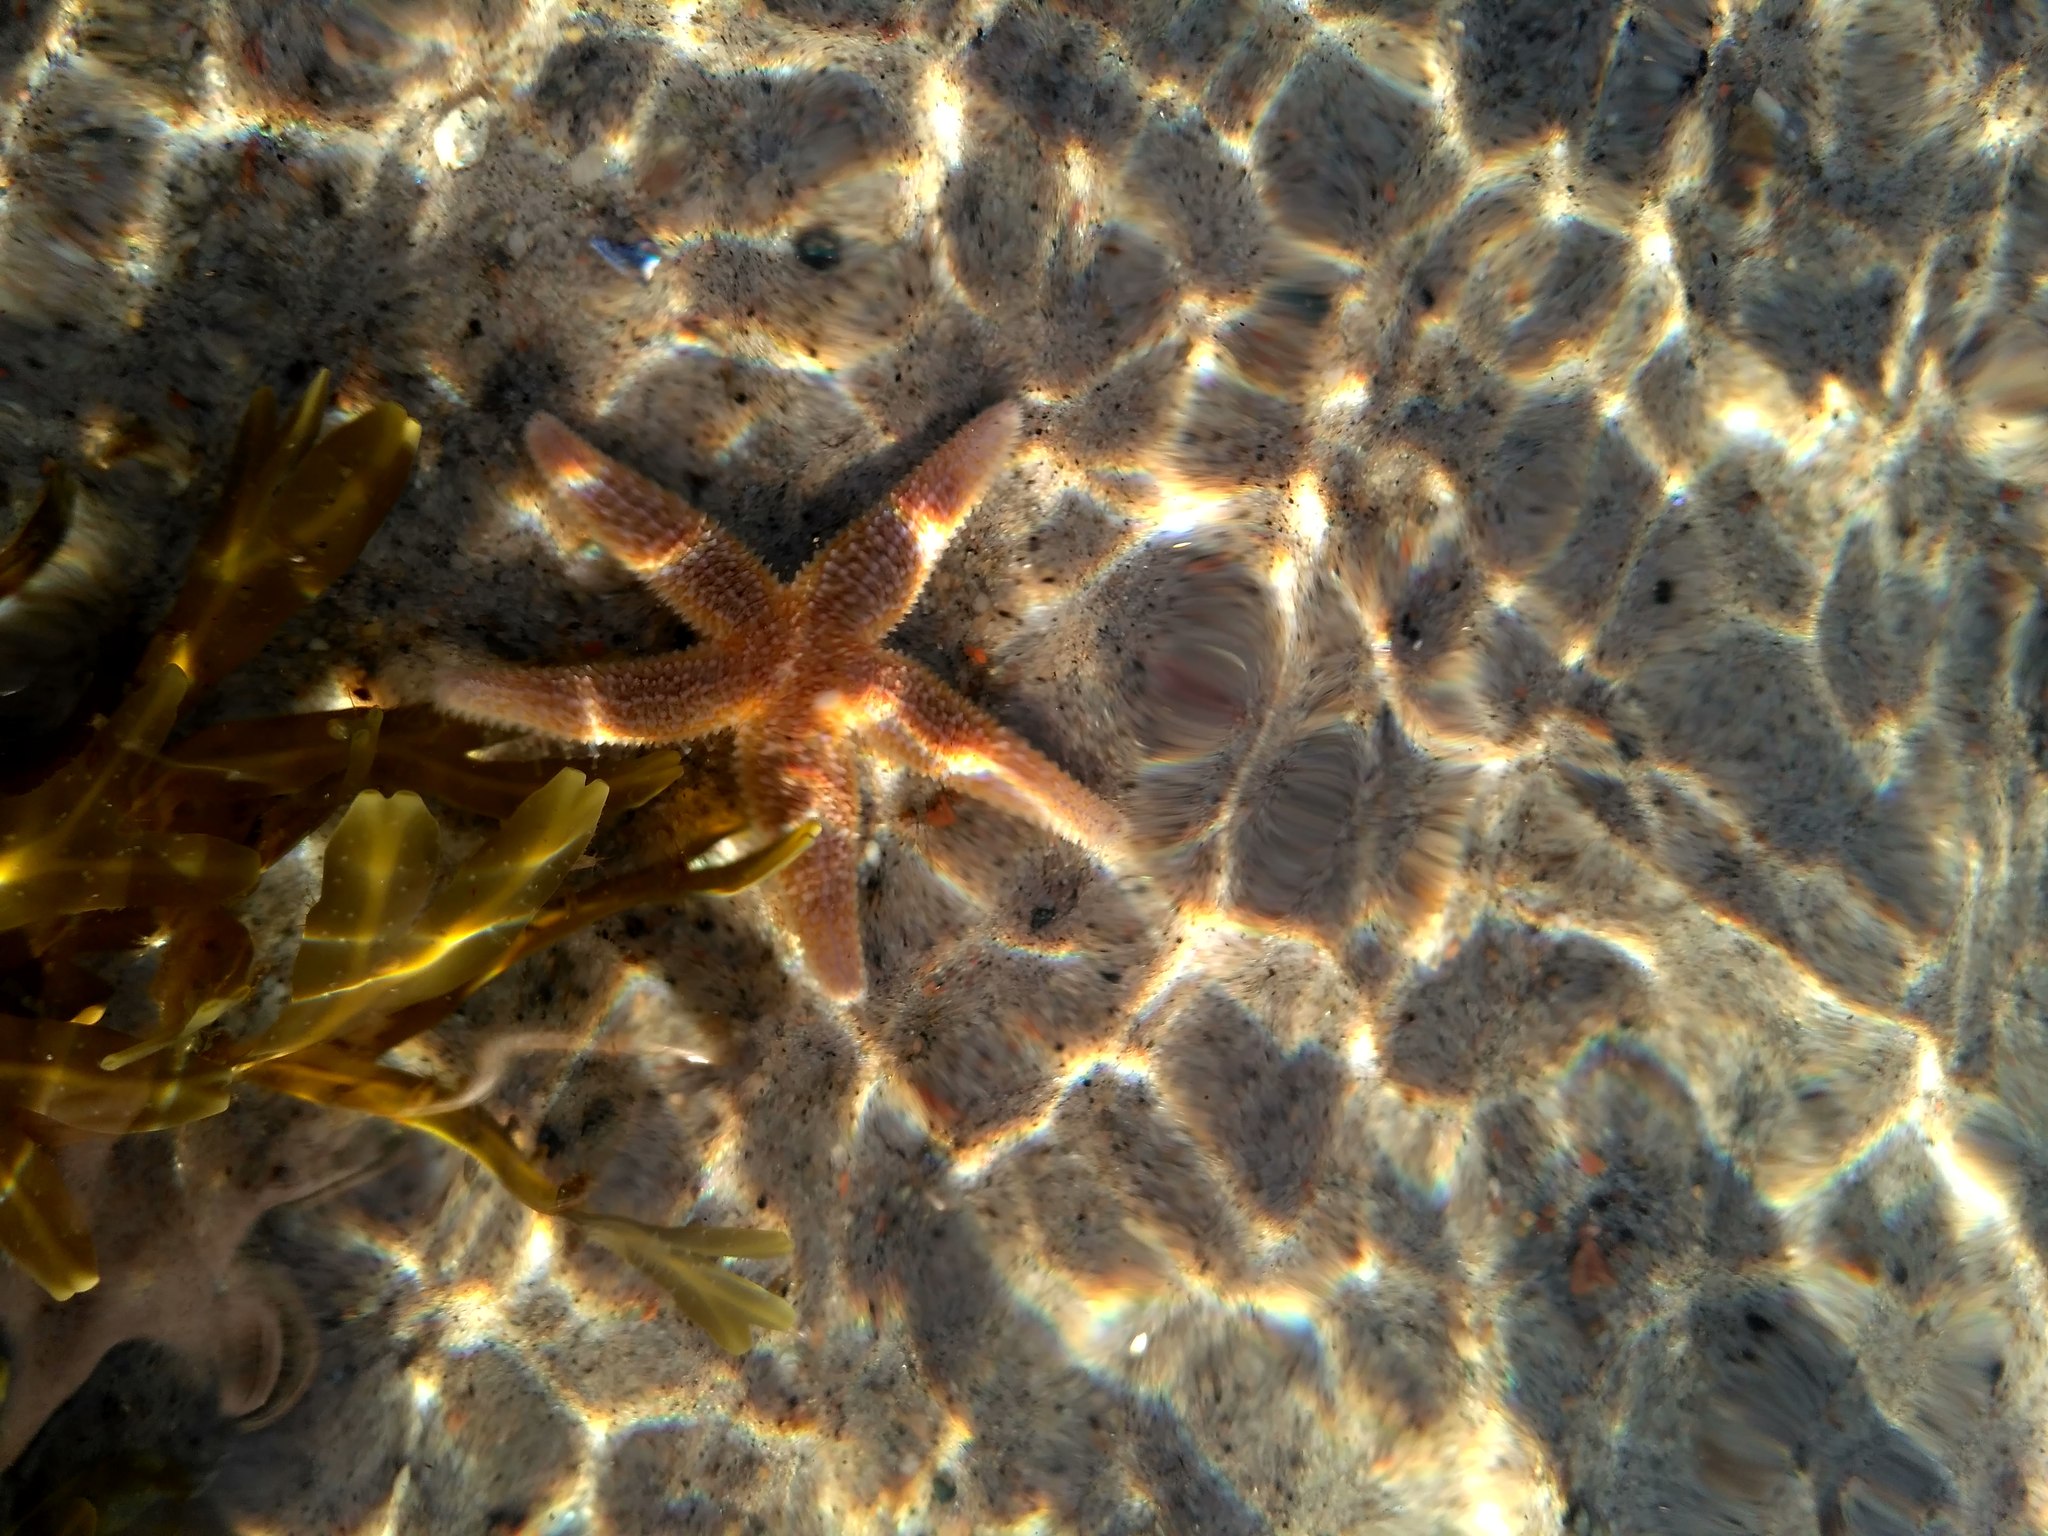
[4,0,2048,1531]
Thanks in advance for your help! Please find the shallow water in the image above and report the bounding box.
[0,1,2045,1532]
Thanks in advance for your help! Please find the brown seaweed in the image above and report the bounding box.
[231,773,802,1350]
[0,370,806,1380]
[0,1013,232,1135]
[0,1127,93,1305]
[0,667,261,931]
[233,1040,798,1353]
[154,704,685,826]
[238,768,611,1063]
[143,371,419,695]
[346,814,818,1061]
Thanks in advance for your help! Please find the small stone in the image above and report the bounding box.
[432,99,489,170]
[566,143,611,189]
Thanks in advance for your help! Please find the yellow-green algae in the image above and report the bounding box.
[0,371,813,1374]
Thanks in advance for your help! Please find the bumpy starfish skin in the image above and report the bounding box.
[437,402,1123,999]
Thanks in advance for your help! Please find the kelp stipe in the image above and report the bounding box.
[155,704,686,823]
[347,814,819,1061]
[0,1128,93,1304]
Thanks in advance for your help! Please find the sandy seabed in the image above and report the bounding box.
[1,0,2047,1532]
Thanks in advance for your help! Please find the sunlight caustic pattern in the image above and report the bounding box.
[1,0,2047,1532]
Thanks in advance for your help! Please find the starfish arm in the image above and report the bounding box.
[771,824,866,1000]
[738,733,868,999]
[434,648,757,745]
[867,654,1124,856]
[800,401,1021,641]
[526,414,778,639]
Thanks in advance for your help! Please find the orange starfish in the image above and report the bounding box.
[436,402,1123,999]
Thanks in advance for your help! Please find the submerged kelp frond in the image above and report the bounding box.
[0,1014,231,1135]
[103,906,258,1070]
[243,1055,799,1357]
[0,666,260,930]
[0,467,128,747]
[145,370,420,695]
[1,753,804,1350]
[246,1041,797,1354]
[346,816,820,1061]
[0,371,427,1310]
[574,1214,798,1355]
[0,1128,93,1304]
[155,704,684,825]
[0,365,420,933]
[484,811,819,965]
[227,775,800,1355]
[0,371,801,1381]
[237,768,609,1064]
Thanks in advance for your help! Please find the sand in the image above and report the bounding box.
[1,0,2047,1532]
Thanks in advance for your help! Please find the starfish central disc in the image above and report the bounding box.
[436,402,1123,999]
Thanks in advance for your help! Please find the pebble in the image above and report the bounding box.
[432,100,489,171]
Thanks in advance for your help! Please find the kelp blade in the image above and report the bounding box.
[627,1223,793,1261]
[401,767,611,988]
[104,908,257,1069]
[499,820,819,968]
[246,707,384,868]
[574,1211,796,1353]
[0,1015,232,1135]
[0,828,260,933]
[2,663,187,829]
[240,771,607,1063]
[242,1046,452,1121]
[400,1103,572,1215]
[243,1045,793,1352]
[145,711,384,872]
[0,1124,96,1300]
[220,374,329,532]
[155,708,377,797]
[251,1048,567,1213]
[288,790,440,999]
[152,389,419,694]
[147,907,254,1034]
[342,819,817,1060]
[589,749,684,828]
[0,666,260,930]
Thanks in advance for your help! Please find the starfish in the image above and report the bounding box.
[435,402,1123,1000]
